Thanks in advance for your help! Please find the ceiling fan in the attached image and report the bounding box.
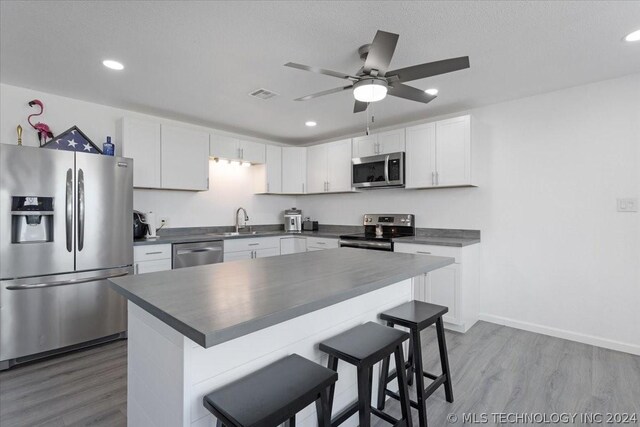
[285,30,470,113]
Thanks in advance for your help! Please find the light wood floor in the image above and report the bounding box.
[1,322,638,427]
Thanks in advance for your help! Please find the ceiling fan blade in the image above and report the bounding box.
[353,100,369,113]
[387,56,470,83]
[294,85,353,101]
[284,62,357,80]
[363,30,399,76]
[388,83,437,104]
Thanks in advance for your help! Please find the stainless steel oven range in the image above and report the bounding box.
[339,214,415,252]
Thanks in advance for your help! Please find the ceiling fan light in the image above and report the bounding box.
[353,78,388,103]
[624,29,640,42]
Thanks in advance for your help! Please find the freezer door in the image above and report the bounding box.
[75,153,133,272]
[0,145,75,279]
[0,267,130,363]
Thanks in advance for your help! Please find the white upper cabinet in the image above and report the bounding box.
[405,123,436,188]
[264,144,282,193]
[405,115,472,188]
[120,118,162,189]
[239,140,266,164]
[161,125,209,191]
[209,133,238,160]
[209,133,265,164]
[352,134,378,158]
[377,129,406,154]
[306,139,352,193]
[326,139,352,192]
[435,115,471,186]
[352,129,405,158]
[282,147,307,194]
[306,144,327,194]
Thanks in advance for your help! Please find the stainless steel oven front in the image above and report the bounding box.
[352,152,405,189]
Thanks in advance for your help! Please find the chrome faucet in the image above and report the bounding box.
[235,207,249,233]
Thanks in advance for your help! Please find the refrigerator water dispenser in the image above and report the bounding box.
[11,196,54,243]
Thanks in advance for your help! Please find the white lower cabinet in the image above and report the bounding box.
[394,242,479,332]
[224,237,280,261]
[133,244,172,274]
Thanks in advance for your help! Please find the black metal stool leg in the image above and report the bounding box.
[286,415,295,427]
[411,327,428,427]
[436,317,454,403]
[407,337,414,386]
[376,354,391,410]
[326,355,339,415]
[394,344,413,427]
[316,388,331,427]
[216,419,224,427]
[356,365,372,427]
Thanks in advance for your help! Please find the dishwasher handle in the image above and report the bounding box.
[175,247,223,256]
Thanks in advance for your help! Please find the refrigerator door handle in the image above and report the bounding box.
[65,168,73,252]
[77,168,85,251]
[5,271,130,290]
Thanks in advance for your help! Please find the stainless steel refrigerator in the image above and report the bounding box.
[0,144,133,370]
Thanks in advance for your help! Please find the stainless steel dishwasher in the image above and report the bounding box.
[172,240,224,269]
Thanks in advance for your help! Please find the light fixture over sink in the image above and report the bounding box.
[353,78,388,103]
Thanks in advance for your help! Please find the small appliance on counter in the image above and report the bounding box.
[302,217,319,231]
[133,211,149,239]
[133,210,157,240]
[284,208,302,233]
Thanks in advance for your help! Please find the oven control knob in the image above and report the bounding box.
[400,218,405,222]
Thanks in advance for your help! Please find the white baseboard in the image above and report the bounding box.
[478,313,640,356]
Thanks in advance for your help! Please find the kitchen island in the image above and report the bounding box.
[109,248,454,427]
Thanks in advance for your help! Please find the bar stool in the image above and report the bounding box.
[319,321,412,427]
[377,301,454,427]
[203,354,337,427]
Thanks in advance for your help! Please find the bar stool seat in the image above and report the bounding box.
[377,300,454,427]
[203,354,337,427]
[319,322,412,427]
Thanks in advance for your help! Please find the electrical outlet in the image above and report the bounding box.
[617,198,638,212]
[159,217,170,228]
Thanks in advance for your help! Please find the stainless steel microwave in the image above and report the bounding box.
[352,152,405,189]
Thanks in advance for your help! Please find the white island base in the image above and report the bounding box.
[127,279,412,427]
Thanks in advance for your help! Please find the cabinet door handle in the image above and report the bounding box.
[431,172,435,186]
[302,183,305,193]
[267,182,270,192]
[436,171,439,185]
[248,243,260,246]
[417,251,431,254]
[145,251,163,255]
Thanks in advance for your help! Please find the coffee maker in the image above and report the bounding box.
[284,208,302,233]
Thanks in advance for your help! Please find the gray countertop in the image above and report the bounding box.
[133,230,348,246]
[393,236,481,247]
[109,248,454,348]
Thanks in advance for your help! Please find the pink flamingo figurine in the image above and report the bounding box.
[27,99,54,146]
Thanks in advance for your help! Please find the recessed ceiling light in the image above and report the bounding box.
[624,29,640,42]
[425,88,439,96]
[241,162,251,167]
[305,121,317,127]
[102,59,124,70]
[230,160,241,166]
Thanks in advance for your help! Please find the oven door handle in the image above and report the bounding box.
[339,240,393,250]
[384,154,390,184]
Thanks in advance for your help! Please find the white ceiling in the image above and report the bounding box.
[1,1,639,144]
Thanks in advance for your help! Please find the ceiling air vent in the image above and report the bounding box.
[249,88,279,100]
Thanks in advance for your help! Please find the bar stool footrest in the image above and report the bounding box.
[331,399,408,427]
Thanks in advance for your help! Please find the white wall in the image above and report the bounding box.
[299,74,640,353]
[0,83,295,227]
